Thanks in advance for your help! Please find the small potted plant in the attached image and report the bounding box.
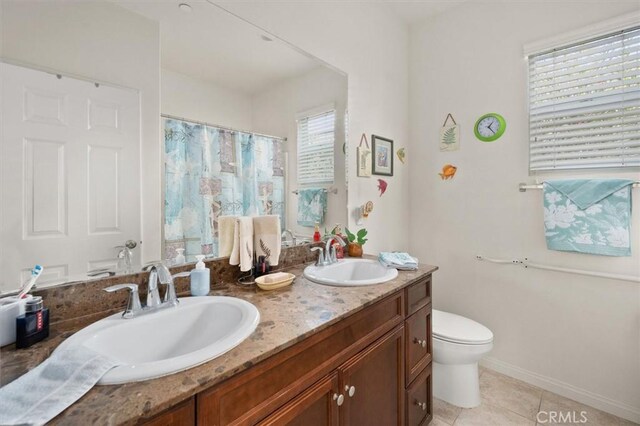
[345,228,367,257]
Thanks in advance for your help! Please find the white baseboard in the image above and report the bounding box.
[480,357,640,424]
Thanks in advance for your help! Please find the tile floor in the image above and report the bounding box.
[432,368,638,426]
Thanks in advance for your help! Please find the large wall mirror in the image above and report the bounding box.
[0,0,348,293]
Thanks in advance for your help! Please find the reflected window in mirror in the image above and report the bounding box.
[163,117,285,263]
[297,109,336,185]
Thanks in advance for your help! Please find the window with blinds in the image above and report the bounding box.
[297,109,335,184]
[528,25,640,171]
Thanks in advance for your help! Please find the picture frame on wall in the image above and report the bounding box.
[372,135,394,176]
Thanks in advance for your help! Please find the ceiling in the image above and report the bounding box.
[379,0,467,25]
[116,1,322,95]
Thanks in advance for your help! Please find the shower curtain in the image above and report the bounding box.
[163,118,285,262]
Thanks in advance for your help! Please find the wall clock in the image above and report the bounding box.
[474,113,506,142]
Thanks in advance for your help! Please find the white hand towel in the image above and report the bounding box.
[229,217,254,272]
[218,215,237,258]
[253,215,282,266]
[0,345,119,425]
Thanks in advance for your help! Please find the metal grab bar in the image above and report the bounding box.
[475,255,640,283]
[519,182,640,192]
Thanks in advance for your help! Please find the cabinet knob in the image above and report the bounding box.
[415,400,427,411]
[333,393,344,406]
[344,385,356,397]
[414,338,427,348]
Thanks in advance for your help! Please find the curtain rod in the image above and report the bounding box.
[519,181,640,192]
[161,114,287,142]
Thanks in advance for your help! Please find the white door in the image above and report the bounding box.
[0,62,141,292]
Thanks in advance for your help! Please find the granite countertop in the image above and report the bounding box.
[1,260,438,425]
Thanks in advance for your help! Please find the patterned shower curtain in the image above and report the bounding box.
[164,118,285,262]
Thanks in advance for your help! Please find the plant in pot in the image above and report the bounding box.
[344,228,367,257]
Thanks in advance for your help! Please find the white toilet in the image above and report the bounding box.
[432,309,493,408]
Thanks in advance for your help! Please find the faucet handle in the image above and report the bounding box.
[310,247,325,266]
[158,271,189,306]
[104,283,143,319]
[159,280,179,306]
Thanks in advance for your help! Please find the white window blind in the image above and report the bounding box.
[297,110,335,184]
[528,25,640,171]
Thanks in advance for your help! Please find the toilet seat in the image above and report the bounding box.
[433,309,493,345]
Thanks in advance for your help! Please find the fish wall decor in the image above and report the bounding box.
[439,164,457,180]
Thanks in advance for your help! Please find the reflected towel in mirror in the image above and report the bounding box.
[230,217,254,272]
[297,188,327,227]
[218,216,237,258]
[253,215,282,266]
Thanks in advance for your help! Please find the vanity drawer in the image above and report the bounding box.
[406,363,432,426]
[405,304,432,385]
[198,292,404,425]
[405,276,431,316]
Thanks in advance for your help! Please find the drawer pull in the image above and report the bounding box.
[333,393,344,406]
[414,338,427,348]
[344,385,356,397]
[415,400,427,411]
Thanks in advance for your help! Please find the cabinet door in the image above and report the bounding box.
[141,397,195,426]
[258,373,339,426]
[339,327,404,426]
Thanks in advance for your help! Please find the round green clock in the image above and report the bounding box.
[474,113,506,142]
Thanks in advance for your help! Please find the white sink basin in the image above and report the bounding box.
[54,296,259,385]
[303,258,398,287]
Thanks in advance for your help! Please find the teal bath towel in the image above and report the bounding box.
[297,188,327,227]
[543,179,634,256]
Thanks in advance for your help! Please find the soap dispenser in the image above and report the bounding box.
[190,255,210,296]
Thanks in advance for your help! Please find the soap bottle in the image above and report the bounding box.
[313,222,321,242]
[190,255,210,296]
[16,296,49,349]
[174,248,186,265]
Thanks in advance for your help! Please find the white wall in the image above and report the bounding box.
[217,1,410,254]
[1,1,161,264]
[251,66,348,237]
[409,3,640,422]
[161,68,253,130]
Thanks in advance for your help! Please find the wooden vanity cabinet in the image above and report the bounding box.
[144,273,434,426]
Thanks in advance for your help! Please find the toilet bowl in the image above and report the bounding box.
[432,309,493,408]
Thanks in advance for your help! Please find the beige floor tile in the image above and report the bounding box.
[434,398,463,425]
[538,391,637,426]
[455,402,535,426]
[479,369,543,420]
[432,416,453,426]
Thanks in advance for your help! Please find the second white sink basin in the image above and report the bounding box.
[54,296,260,385]
[304,258,398,287]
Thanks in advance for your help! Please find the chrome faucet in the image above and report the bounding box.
[281,229,296,247]
[104,263,185,318]
[309,235,347,267]
[325,235,346,264]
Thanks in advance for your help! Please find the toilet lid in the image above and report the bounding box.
[432,310,493,345]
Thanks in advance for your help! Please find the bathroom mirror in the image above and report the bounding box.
[0,0,348,293]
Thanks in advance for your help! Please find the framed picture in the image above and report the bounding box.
[372,135,394,176]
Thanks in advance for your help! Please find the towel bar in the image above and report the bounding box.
[292,188,338,195]
[519,182,640,192]
[476,255,640,283]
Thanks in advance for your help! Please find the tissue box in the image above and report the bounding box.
[0,295,32,347]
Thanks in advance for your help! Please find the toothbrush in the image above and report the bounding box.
[18,265,43,299]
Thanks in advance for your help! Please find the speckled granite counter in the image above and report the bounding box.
[0,260,437,425]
